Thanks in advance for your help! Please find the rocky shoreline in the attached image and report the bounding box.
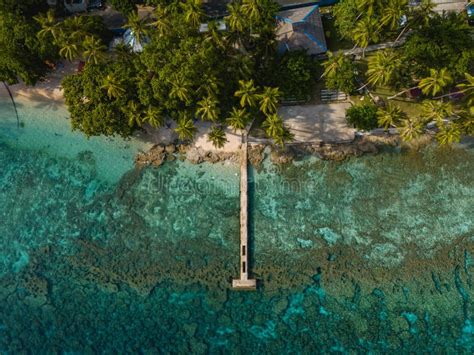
[135,133,433,168]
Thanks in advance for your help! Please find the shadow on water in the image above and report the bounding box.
[248,164,258,287]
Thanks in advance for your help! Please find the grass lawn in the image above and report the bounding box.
[353,54,424,118]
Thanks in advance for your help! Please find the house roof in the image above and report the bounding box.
[276,5,327,55]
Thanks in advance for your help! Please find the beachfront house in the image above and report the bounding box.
[276,5,328,56]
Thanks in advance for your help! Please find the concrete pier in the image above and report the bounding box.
[232,135,256,290]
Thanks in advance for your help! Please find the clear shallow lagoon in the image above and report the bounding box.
[0,99,473,352]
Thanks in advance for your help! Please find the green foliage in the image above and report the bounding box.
[275,50,318,100]
[0,0,48,17]
[398,118,424,141]
[351,16,380,50]
[333,0,359,40]
[377,103,406,130]
[261,113,293,146]
[227,107,250,132]
[0,11,53,84]
[367,50,402,88]
[418,68,452,97]
[346,103,378,131]
[62,61,137,137]
[322,52,357,94]
[207,126,228,148]
[400,12,474,80]
[109,0,138,15]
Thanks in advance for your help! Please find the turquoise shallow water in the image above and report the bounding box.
[0,99,473,352]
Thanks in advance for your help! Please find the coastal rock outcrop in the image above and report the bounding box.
[249,145,265,167]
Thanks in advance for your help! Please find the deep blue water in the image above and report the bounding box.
[0,100,473,352]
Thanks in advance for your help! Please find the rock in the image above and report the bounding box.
[186,147,204,164]
[249,145,265,167]
[177,144,189,154]
[165,144,176,154]
[270,148,294,165]
[357,140,378,154]
[135,145,167,167]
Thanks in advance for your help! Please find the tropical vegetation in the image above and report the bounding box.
[331,0,473,145]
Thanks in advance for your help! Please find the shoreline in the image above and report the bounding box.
[2,64,438,168]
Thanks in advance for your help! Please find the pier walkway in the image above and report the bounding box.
[232,134,256,290]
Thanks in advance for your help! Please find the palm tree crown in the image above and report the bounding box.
[367,50,401,87]
[35,9,60,40]
[196,96,220,122]
[82,36,107,65]
[377,103,406,130]
[123,12,149,47]
[226,2,245,32]
[227,107,250,132]
[381,0,408,30]
[101,74,126,99]
[352,16,380,51]
[418,68,452,96]
[258,87,280,115]
[175,112,196,140]
[208,126,228,148]
[180,0,204,28]
[235,80,258,108]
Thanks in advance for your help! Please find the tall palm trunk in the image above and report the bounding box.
[388,85,419,100]
[2,81,20,128]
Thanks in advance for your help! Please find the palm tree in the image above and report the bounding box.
[398,118,424,141]
[82,36,107,65]
[113,43,134,61]
[352,16,380,55]
[180,0,204,28]
[126,100,142,127]
[196,95,220,122]
[420,100,455,125]
[169,76,191,104]
[101,74,126,99]
[418,68,452,96]
[436,123,461,145]
[227,107,250,132]
[59,42,79,62]
[380,0,408,30]
[377,104,406,130]
[151,5,170,37]
[208,126,228,148]
[203,21,225,49]
[175,113,196,140]
[262,113,284,140]
[367,50,401,87]
[226,2,245,32]
[357,0,378,18]
[143,106,164,128]
[321,51,346,79]
[123,12,149,47]
[34,9,60,41]
[235,80,258,108]
[262,113,293,146]
[242,0,261,22]
[409,0,435,28]
[258,87,280,115]
[395,0,435,42]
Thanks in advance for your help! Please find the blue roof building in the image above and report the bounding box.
[276,5,328,55]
